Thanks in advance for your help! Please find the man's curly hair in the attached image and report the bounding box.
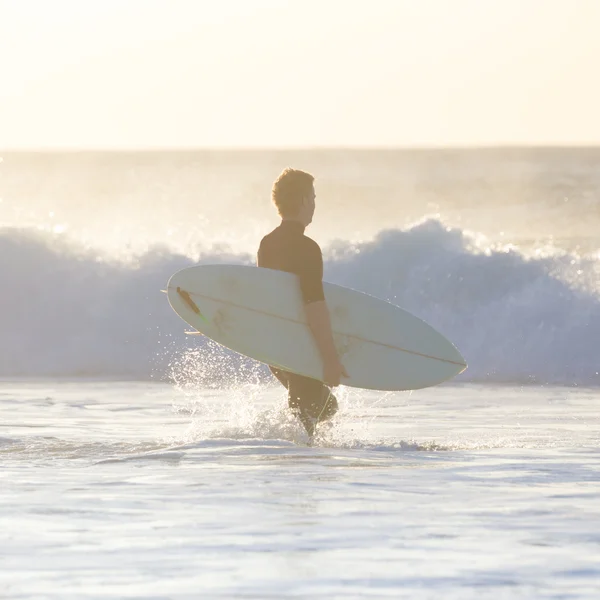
[271,168,315,217]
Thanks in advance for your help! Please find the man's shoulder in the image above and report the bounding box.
[301,234,322,255]
[258,226,321,258]
[258,227,278,246]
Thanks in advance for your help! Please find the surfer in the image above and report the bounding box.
[257,168,348,438]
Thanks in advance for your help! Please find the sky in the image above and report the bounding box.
[1,0,599,149]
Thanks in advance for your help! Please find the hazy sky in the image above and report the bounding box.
[1,0,599,148]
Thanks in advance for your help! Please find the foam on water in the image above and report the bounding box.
[2,218,599,385]
[1,379,599,598]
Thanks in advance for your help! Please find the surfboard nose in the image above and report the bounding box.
[445,341,468,375]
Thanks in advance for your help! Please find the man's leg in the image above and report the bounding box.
[287,374,338,438]
[270,367,338,437]
[269,366,290,389]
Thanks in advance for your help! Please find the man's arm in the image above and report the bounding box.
[305,300,338,364]
[304,300,348,387]
[296,240,348,386]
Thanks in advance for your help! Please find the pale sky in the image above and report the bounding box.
[1,0,599,149]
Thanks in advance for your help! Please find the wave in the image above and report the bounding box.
[1,219,599,386]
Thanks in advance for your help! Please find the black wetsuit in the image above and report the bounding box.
[257,220,338,436]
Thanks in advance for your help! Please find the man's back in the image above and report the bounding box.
[257,220,325,305]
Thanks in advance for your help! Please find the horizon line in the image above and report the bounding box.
[2,143,600,153]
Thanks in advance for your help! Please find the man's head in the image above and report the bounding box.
[271,168,316,226]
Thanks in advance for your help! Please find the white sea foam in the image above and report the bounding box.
[2,218,599,385]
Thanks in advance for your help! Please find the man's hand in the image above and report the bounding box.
[323,356,349,387]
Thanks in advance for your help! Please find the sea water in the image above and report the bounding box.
[1,149,599,598]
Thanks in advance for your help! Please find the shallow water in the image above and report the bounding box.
[2,380,599,598]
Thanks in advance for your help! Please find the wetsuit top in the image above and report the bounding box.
[257,220,325,305]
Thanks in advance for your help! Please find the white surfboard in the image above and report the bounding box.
[167,265,466,391]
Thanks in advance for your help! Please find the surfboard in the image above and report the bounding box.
[167,264,466,391]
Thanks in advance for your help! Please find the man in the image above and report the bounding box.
[257,168,348,439]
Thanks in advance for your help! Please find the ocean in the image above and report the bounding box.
[1,148,599,598]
